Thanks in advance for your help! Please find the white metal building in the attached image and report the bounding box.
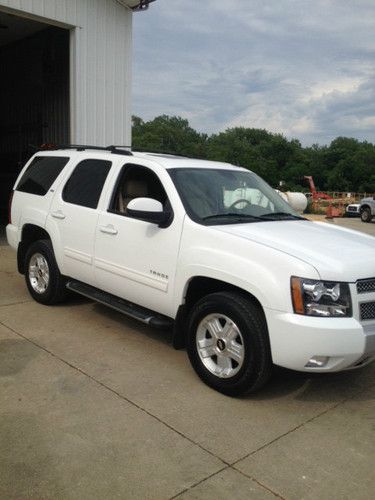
[0,0,155,219]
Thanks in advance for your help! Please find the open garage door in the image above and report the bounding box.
[0,11,70,223]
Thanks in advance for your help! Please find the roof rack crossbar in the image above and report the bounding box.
[50,145,133,156]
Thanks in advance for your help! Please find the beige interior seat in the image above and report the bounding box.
[118,178,149,213]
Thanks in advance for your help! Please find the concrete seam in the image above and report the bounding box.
[230,382,375,468]
[169,463,286,500]
[232,469,286,499]
[228,390,374,500]
[0,300,32,308]
[0,320,229,468]
[168,466,229,500]
[230,399,345,467]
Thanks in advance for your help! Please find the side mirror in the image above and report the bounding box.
[127,197,170,226]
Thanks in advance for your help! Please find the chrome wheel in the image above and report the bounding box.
[28,253,50,294]
[196,313,245,379]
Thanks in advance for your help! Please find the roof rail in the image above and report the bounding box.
[47,145,133,156]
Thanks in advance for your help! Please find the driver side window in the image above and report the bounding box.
[110,164,168,216]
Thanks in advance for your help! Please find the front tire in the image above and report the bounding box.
[25,240,68,305]
[361,208,372,223]
[187,292,272,396]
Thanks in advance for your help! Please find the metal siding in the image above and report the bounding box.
[1,0,133,146]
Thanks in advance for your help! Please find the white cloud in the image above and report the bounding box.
[132,0,375,145]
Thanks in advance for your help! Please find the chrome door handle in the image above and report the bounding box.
[51,210,66,220]
[99,224,118,235]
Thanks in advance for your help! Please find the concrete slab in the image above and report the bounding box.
[0,247,31,306]
[0,324,224,500]
[235,392,375,500]
[1,224,374,498]
[175,468,276,500]
[0,270,31,306]
[1,299,373,465]
[0,245,17,271]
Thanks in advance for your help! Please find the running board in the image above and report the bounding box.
[66,281,173,329]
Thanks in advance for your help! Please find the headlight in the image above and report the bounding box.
[291,277,352,317]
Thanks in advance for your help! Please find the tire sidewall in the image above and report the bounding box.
[25,241,58,304]
[361,209,371,222]
[187,293,270,396]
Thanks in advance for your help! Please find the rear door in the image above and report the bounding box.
[47,157,113,285]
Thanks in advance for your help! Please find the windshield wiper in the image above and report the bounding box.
[202,213,265,222]
[260,212,306,220]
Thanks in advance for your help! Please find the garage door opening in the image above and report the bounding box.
[0,11,70,223]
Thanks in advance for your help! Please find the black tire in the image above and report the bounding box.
[187,292,272,396]
[361,208,372,223]
[25,240,68,305]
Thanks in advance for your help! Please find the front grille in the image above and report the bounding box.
[360,302,375,321]
[357,279,375,294]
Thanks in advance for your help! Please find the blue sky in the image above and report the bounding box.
[132,0,375,145]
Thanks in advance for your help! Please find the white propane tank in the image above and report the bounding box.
[275,190,308,213]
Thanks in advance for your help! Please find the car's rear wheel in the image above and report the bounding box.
[187,292,272,396]
[25,240,68,304]
[361,208,372,223]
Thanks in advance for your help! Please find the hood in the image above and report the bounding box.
[214,220,375,282]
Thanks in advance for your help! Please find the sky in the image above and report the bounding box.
[132,0,375,146]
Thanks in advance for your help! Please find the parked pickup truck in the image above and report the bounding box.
[360,196,375,223]
[6,146,375,395]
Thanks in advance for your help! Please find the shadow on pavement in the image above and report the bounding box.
[248,364,374,403]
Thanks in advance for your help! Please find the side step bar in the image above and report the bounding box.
[66,280,173,330]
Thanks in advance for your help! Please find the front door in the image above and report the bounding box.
[94,163,183,317]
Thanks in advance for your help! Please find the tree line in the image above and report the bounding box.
[132,115,375,193]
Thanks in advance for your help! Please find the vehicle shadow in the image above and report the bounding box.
[247,364,374,403]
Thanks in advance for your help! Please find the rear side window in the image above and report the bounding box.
[62,159,111,209]
[16,156,69,196]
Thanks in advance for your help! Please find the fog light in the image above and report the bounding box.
[305,356,329,368]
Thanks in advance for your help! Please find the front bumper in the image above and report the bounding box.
[265,308,375,372]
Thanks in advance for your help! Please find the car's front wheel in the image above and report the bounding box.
[25,240,68,305]
[187,292,272,396]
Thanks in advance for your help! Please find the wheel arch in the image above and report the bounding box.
[172,275,266,349]
[360,204,371,212]
[17,224,51,274]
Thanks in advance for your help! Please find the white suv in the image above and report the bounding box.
[6,146,375,395]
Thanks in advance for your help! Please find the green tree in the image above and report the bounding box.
[132,115,207,158]
[131,114,375,194]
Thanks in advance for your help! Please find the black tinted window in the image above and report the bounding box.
[63,159,111,209]
[16,156,69,195]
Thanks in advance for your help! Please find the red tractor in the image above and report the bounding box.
[303,176,333,201]
[303,176,342,217]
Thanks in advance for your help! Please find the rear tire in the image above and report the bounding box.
[361,208,372,223]
[25,240,68,305]
[187,292,272,396]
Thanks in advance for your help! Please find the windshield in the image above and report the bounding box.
[169,168,302,225]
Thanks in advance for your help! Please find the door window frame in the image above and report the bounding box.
[107,163,174,225]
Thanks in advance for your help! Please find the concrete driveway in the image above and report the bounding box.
[0,219,374,499]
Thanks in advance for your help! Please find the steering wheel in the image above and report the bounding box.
[229,198,252,210]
